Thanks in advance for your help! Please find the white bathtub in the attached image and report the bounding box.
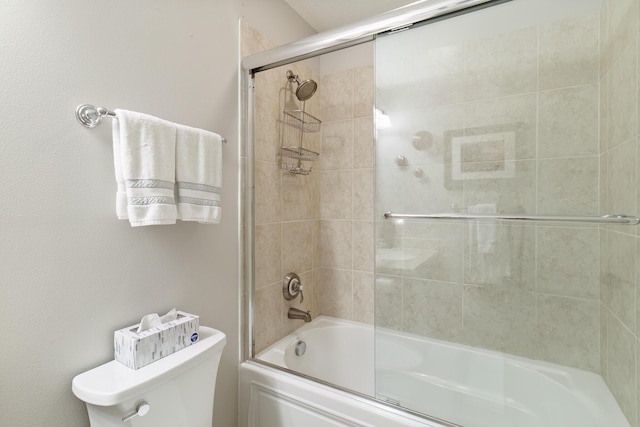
[241,316,630,427]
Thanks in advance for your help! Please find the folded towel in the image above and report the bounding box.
[113,109,178,226]
[175,124,222,224]
[112,119,128,220]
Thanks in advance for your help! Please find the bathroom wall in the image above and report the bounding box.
[598,0,640,425]
[0,1,314,426]
[375,3,603,372]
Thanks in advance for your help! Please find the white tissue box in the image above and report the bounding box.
[114,311,200,370]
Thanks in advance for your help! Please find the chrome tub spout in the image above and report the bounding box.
[288,307,312,322]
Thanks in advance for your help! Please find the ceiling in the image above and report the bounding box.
[284,0,418,32]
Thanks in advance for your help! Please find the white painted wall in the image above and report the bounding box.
[0,1,314,426]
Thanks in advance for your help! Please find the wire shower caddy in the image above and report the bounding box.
[280,108,321,175]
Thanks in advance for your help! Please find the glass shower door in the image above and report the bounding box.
[374,0,635,426]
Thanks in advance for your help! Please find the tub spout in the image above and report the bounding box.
[288,307,312,322]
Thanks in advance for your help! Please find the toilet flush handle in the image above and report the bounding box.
[121,401,150,423]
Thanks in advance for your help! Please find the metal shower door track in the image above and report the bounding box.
[241,0,504,73]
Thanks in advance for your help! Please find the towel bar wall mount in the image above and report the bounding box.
[75,103,227,144]
[75,104,116,128]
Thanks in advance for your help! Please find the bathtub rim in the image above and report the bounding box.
[242,358,461,427]
[253,315,630,427]
[250,316,461,427]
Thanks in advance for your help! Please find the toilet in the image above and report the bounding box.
[72,326,226,426]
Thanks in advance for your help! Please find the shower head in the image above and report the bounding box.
[286,70,318,102]
[296,79,317,101]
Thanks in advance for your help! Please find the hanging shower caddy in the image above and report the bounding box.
[280,109,321,175]
[280,71,321,175]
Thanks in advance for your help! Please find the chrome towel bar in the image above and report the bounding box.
[75,104,227,144]
[383,212,640,225]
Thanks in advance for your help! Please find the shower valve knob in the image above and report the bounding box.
[295,284,304,304]
[290,280,304,303]
[283,272,304,303]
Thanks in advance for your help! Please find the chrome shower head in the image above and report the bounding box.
[286,70,318,101]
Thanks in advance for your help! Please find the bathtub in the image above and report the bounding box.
[240,316,630,427]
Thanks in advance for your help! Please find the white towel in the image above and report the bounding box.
[112,118,128,220]
[113,109,178,226]
[468,203,497,253]
[175,124,222,224]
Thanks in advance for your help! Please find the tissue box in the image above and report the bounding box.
[114,311,200,370]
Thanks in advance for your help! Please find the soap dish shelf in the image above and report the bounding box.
[283,109,321,133]
[280,146,319,161]
[280,163,311,175]
[280,146,318,175]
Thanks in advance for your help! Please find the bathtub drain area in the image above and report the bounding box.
[294,340,306,356]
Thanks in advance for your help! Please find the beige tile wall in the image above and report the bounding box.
[251,52,376,353]
[599,0,640,425]
[243,22,322,354]
[247,41,395,356]
[312,63,375,325]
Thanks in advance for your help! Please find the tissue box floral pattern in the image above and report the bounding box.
[114,311,199,369]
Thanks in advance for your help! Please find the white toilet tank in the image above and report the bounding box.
[72,326,226,427]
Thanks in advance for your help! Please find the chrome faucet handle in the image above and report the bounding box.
[291,280,304,303]
[283,272,303,303]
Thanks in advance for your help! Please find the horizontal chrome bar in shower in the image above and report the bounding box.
[383,212,640,225]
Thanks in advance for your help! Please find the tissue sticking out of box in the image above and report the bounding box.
[136,308,178,333]
[114,310,199,370]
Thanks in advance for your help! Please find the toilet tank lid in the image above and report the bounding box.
[72,326,226,406]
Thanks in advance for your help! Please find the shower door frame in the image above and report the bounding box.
[241,0,506,421]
